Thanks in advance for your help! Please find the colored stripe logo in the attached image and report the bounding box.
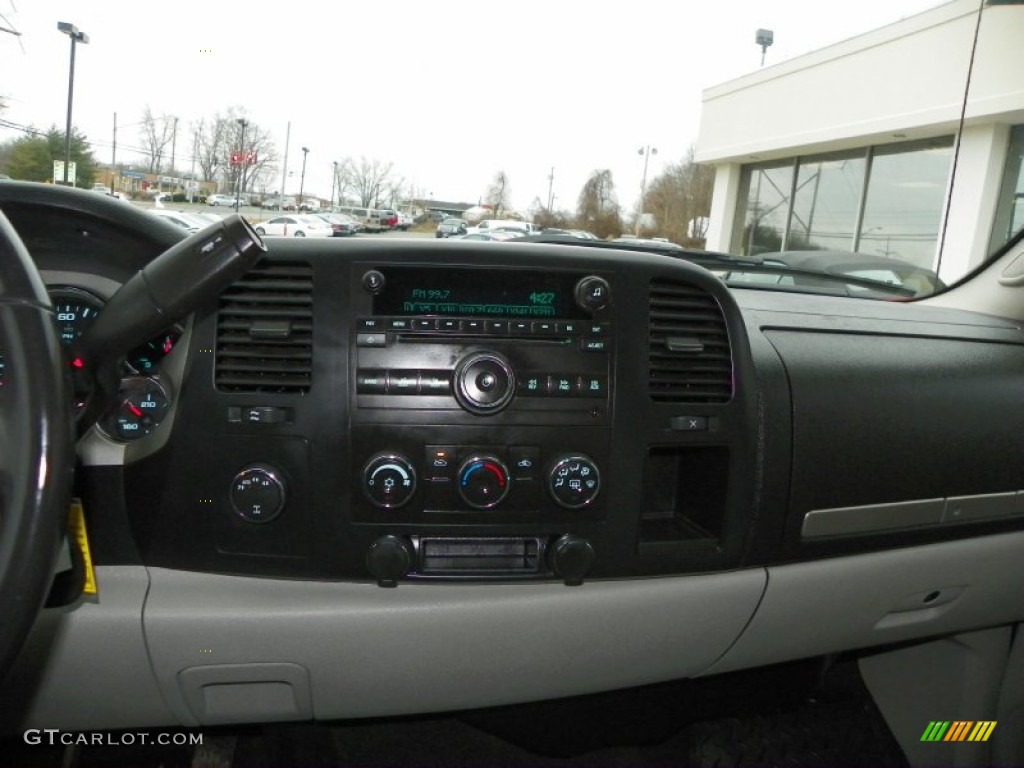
[920,721,997,742]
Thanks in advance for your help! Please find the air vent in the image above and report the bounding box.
[649,279,732,403]
[215,261,313,393]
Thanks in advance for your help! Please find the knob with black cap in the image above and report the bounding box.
[548,534,595,586]
[574,276,610,313]
[366,535,415,588]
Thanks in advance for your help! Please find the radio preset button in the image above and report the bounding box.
[464,319,485,333]
[510,321,531,335]
[439,319,462,332]
[485,320,510,334]
[532,321,557,335]
[413,318,436,331]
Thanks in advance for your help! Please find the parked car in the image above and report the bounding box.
[147,209,215,234]
[337,205,385,233]
[450,231,523,241]
[315,213,358,237]
[253,214,334,237]
[436,217,468,238]
[207,193,246,207]
[378,209,399,229]
[466,218,538,236]
[397,211,415,231]
[263,196,298,211]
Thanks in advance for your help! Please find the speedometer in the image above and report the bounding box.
[50,287,104,367]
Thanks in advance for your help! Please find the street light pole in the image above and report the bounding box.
[635,145,657,237]
[331,161,338,210]
[299,147,309,210]
[57,22,88,186]
[234,119,248,212]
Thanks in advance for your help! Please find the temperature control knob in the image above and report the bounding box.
[548,455,601,509]
[230,465,286,524]
[363,453,416,509]
[457,454,510,509]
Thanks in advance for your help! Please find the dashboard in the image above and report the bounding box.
[1,184,1023,745]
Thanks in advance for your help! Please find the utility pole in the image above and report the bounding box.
[111,112,117,194]
[547,166,554,211]
[279,121,291,204]
[188,130,198,203]
[234,119,248,212]
[170,116,178,176]
[635,146,657,237]
[331,160,338,209]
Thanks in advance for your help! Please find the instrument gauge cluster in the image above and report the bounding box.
[48,286,181,442]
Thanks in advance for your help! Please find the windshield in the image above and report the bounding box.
[1,0,1020,299]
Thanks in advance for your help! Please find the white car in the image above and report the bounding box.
[254,214,334,237]
[207,193,245,207]
[148,209,214,234]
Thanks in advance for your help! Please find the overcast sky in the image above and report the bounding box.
[1,0,945,211]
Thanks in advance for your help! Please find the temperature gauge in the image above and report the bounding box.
[101,377,171,441]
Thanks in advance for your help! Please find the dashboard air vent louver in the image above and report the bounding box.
[215,261,313,393]
[649,279,732,403]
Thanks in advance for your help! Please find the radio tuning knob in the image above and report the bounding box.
[574,276,610,313]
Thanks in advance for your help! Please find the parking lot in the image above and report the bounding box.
[135,199,434,238]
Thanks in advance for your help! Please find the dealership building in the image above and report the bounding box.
[695,0,1024,284]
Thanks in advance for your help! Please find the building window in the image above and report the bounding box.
[733,160,794,257]
[787,150,867,253]
[858,138,953,269]
[732,137,953,268]
[989,124,1024,255]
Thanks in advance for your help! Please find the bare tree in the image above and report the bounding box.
[485,171,510,218]
[575,169,623,239]
[338,157,394,207]
[191,110,276,194]
[139,106,175,174]
[643,146,715,246]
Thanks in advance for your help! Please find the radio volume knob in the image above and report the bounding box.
[575,276,610,312]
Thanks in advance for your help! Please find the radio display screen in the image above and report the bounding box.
[374,268,586,318]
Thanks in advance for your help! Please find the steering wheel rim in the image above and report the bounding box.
[0,209,75,678]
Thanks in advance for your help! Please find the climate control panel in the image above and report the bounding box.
[354,439,606,521]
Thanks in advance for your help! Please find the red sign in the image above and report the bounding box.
[230,151,258,167]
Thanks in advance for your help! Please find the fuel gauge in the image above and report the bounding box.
[101,377,171,441]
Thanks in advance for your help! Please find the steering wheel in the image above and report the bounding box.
[0,210,75,678]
